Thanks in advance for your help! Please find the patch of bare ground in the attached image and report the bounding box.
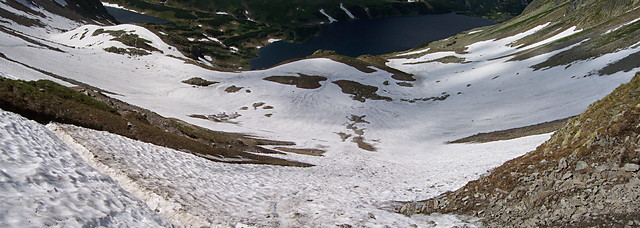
[0,78,310,167]
[188,112,241,124]
[333,80,392,102]
[224,85,243,93]
[274,147,326,156]
[449,117,571,144]
[400,72,640,227]
[337,115,377,151]
[263,74,327,89]
[181,77,218,86]
[351,136,376,152]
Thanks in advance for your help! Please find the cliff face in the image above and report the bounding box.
[401,72,640,226]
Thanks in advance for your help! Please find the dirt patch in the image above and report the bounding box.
[338,115,377,151]
[263,73,327,89]
[449,117,571,143]
[352,136,376,152]
[181,77,218,86]
[400,93,450,103]
[225,85,243,93]
[333,80,392,102]
[397,82,414,87]
[274,147,325,156]
[189,112,241,124]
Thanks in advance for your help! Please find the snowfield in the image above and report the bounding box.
[0,110,172,227]
[1,1,640,227]
[46,122,550,227]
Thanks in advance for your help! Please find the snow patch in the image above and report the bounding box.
[340,3,355,19]
[51,0,67,7]
[519,26,581,51]
[319,9,337,23]
[268,38,282,43]
[43,118,549,227]
[101,2,143,14]
[604,17,640,35]
[47,123,207,227]
[0,110,171,227]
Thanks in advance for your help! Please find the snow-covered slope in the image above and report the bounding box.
[46,121,550,227]
[1,0,639,226]
[0,109,171,227]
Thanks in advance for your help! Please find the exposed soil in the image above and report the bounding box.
[333,80,392,102]
[181,77,218,86]
[224,85,243,93]
[263,74,328,89]
[274,147,326,156]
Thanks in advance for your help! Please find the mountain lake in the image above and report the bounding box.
[250,13,495,69]
[105,6,169,24]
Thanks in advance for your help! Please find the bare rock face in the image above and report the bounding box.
[400,73,640,227]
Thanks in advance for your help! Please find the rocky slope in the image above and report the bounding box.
[395,0,640,226]
[400,71,640,226]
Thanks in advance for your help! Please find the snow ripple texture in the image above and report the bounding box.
[46,122,550,227]
[0,109,171,227]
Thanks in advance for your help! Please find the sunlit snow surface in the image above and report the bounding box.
[0,110,172,227]
[1,2,640,227]
[47,122,548,227]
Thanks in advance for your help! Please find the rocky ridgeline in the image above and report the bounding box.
[400,72,640,227]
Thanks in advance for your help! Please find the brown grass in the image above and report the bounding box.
[0,78,310,167]
[449,117,571,144]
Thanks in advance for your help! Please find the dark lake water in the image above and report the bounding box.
[105,6,169,24]
[250,14,495,70]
